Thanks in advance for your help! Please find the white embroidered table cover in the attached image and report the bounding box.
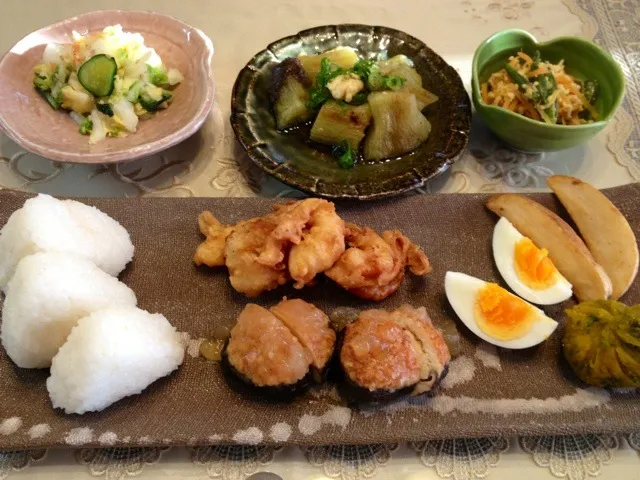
[0,0,639,478]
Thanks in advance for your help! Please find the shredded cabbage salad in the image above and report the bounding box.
[32,25,184,144]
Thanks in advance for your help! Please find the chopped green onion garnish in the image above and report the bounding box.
[332,140,356,169]
[383,76,406,90]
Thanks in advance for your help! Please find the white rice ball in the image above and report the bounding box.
[47,307,185,414]
[1,252,137,368]
[0,194,134,290]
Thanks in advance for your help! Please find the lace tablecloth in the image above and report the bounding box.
[1,0,639,478]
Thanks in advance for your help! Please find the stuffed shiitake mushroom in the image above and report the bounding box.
[338,305,450,402]
[222,299,336,397]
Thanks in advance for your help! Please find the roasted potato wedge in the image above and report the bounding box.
[547,175,639,300]
[486,194,612,301]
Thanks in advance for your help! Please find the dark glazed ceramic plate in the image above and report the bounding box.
[231,25,471,200]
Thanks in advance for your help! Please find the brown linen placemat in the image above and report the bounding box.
[0,185,638,450]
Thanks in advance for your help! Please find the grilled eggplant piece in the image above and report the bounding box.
[269,58,312,130]
[298,47,359,82]
[378,56,438,110]
[339,305,450,403]
[222,300,337,397]
[310,101,372,150]
[378,56,422,85]
[405,85,439,111]
[363,91,432,161]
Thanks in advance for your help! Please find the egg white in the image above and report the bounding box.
[493,217,573,305]
[444,271,559,349]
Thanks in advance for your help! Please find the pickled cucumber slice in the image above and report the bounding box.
[77,54,117,97]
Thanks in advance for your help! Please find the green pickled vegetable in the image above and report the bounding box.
[96,103,114,117]
[42,92,60,110]
[77,54,117,97]
[138,89,171,112]
[199,339,224,361]
[146,64,169,86]
[78,118,93,135]
[126,80,145,103]
[33,64,55,92]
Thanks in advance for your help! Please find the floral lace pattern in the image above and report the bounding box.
[520,434,618,480]
[411,437,509,479]
[0,450,46,480]
[563,0,640,180]
[627,432,640,453]
[303,444,397,480]
[461,0,535,22]
[190,445,281,480]
[76,447,170,480]
[0,152,69,186]
[0,0,639,479]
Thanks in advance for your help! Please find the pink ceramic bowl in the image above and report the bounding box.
[0,10,214,164]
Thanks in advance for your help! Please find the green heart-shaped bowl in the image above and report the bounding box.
[471,29,625,152]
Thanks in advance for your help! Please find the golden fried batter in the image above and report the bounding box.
[193,199,345,297]
[279,199,345,289]
[194,211,234,267]
[325,223,431,301]
[194,201,427,299]
[224,217,290,297]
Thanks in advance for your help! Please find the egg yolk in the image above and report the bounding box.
[514,238,558,290]
[474,283,535,341]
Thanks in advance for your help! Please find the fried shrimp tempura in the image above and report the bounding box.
[274,199,345,289]
[194,211,234,267]
[193,211,288,297]
[193,199,345,297]
[325,223,431,301]
[194,200,427,299]
[224,217,290,297]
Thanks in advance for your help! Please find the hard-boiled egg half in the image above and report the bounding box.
[445,271,558,349]
[493,217,573,305]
